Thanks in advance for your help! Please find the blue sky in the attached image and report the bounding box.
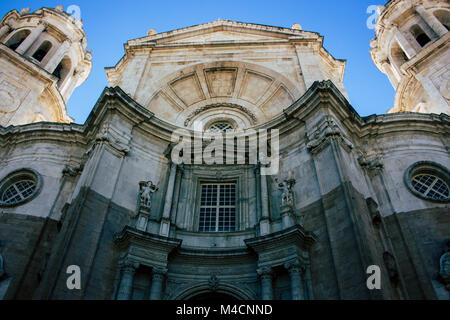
[1,0,392,124]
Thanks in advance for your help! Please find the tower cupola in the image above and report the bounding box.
[370,0,449,114]
[0,6,92,126]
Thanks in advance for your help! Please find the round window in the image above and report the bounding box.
[0,169,42,207]
[405,161,450,202]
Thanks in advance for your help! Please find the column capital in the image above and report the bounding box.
[0,24,11,41]
[36,21,48,30]
[0,24,11,31]
[257,266,274,278]
[152,267,168,278]
[120,261,139,273]
[284,260,305,274]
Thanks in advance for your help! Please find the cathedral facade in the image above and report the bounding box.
[0,0,449,300]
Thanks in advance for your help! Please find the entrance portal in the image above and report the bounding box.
[189,292,238,301]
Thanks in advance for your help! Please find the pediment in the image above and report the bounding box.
[159,29,287,44]
[133,20,314,46]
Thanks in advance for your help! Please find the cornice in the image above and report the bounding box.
[0,82,448,150]
[129,20,319,44]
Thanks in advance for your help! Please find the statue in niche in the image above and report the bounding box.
[281,182,294,207]
[0,254,5,280]
[383,251,399,286]
[438,241,450,291]
[277,172,296,207]
[138,181,158,210]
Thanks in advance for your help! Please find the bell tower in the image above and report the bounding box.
[0,5,92,126]
[370,0,449,114]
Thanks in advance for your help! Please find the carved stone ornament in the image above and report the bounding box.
[138,181,158,210]
[284,259,305,274]
[184,103,257,127]
[358,152,384,175]
[62,163,84,177]
[0,254,5,279]
[277,178,296,207]
[306,117,353,154]
[90,125,130,157]
[366,197,382,227]
[383,251,399,286]
[257,267,274,278]
[208,275,219,292]
[438,242,450,291]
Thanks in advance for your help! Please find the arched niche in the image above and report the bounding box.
[5,29,30,51]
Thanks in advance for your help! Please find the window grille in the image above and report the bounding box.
[199,183,236,232]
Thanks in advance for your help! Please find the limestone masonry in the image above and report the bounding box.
[0,0,449,300]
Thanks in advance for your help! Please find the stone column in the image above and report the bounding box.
[44,40,70,73]
[60,69,81,101]
[285,261,305,300]
[16,22,46,55]
[160,162,177,237]
[416,5,447,38]
[116,263,137,300]
[258,267,274,300]
[169,164,184,224]
[259,164,270,236]
[0,24,11,42]
[381,60,400,88]
[304,263,314,300]
[391,26,417,59]
[149,268,167,300]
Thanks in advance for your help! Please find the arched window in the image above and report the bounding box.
[32,41,52,62]
[207,120,234,133]
[433,10,450,31]
[390,41,408,69]
[410,25,431,47]
[52,56,72,87]
[5,29,31,51]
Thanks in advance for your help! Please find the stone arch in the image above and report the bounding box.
[409,24,431,47]
[389,41,408,71]
[53,55,72,88]
[433,9,450,31]
[5,29,30,51]
[143,60,303,127]
[172,282,256,300]
[31,40,52,62]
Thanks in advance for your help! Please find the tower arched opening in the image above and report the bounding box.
[433,9,450,30]
[32,41,52,62]
[410,25,431,47]
[5,29,30,51]
[53,56,72,88]
[390,41,409,70]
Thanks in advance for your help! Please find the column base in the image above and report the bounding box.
[159,218,171,237]
[280,205,297,230]
[135,208,150,231]
[259,218,270,236]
